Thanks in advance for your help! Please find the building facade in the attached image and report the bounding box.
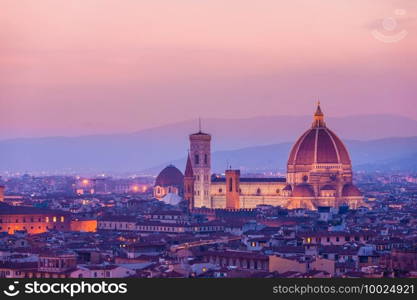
[153,165,184,200]
[189,131,211,208]
[184,103,365,210]
[0,203,71,234]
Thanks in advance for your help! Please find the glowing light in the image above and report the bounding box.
[132,185,139,192]
[53,216,57,222]
[82,179,89,185]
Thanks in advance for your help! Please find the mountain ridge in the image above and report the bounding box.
[1,114,417,174]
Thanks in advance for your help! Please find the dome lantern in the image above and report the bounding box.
[313,101,326,128]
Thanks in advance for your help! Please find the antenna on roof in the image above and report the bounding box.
[198,117,202,133]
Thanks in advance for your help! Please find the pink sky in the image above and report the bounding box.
[0,0,416,139]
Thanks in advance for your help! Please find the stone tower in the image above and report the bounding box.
[0,185,4,202]
[184,153,195,211]
[225,169,240,209]
[189,122,211,208]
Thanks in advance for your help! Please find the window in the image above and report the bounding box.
[204,154,208,164]
[229,178,233,192]
[60,216,64,222]
[218,188,222,193]
[256,188,261,195]
[195,154,199,165]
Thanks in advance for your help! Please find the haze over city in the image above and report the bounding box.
[1,0,417,139]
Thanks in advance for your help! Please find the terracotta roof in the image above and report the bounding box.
[321,185,336,190]
[292,184,315,197]
[211,177,286,183]
[155,165,184,187]
[342,184,362,197]
[0,203,69,216]
[287,106,351,166]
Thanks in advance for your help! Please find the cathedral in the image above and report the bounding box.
[154,103,366,210]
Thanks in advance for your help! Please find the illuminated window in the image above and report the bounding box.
[306,237,312,244]
[53,216,57,223]
[60,216,64,222]
[46,217,49,223]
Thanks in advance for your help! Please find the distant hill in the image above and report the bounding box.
[1,114,417,174]
[151,136,417,174]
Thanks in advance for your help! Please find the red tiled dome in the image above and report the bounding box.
[155,165,184,187]
[288,107,351,166]
[292,184,315,197]
[342,184,362,197]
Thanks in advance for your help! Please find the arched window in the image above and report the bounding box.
[195,154,199,165]
[229,178,233,192]
[256,188,261,195]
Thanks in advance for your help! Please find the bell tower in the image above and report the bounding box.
[189,119,211,208]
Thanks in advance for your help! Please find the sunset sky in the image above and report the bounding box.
[0,0,416,139]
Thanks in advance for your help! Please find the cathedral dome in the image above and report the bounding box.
[342,183,362,197]
[288,103,351,166]
[292,184,315,197]
[155,165,184,187]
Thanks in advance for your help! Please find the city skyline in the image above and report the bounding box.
[0,0,416,283]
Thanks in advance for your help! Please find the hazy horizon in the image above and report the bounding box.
[1,112,417,141]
